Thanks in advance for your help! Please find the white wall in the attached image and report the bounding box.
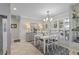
[11,15,20,42]
[0,4,10,15]
[19,17,41,42]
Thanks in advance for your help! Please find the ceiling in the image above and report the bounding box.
[11,3,75,20]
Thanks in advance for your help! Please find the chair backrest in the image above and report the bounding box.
[50,33,58,40]
[42,31,49,36]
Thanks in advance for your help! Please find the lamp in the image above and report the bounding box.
[43,10,53,22]
[43,10,53,33]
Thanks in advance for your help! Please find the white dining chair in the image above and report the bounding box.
[46,34,58,54]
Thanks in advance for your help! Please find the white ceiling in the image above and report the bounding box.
[11,3,75,20]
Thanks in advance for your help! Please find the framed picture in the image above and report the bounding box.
[11,24,17,28]
[54,21,57,28]
[59,21,63,28]
[30,23,38,32]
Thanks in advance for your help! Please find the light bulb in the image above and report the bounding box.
[13,8,17,11]
[43,19,46,21]
[50,18,53,22]
[46,18,48,21]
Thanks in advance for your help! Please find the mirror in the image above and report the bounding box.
[54,21,57,28]
[59,21,63,28]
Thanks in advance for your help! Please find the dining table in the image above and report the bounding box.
[34,34,53,54]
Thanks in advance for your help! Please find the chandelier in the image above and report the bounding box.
[43,10,53,22]
[42,10,53,33]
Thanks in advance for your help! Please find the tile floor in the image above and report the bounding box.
[11,42,43,55]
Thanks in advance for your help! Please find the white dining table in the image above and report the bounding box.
[34,34,50,54]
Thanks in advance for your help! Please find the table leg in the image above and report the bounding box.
[34,37,36,46]
[43,39,46,54]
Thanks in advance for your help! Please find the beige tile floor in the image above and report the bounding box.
[11,42,43,55]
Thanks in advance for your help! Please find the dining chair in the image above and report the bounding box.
[46,35,58,54]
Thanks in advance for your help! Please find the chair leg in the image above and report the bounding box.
[51,43,53,51]
[47,45,49,54]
